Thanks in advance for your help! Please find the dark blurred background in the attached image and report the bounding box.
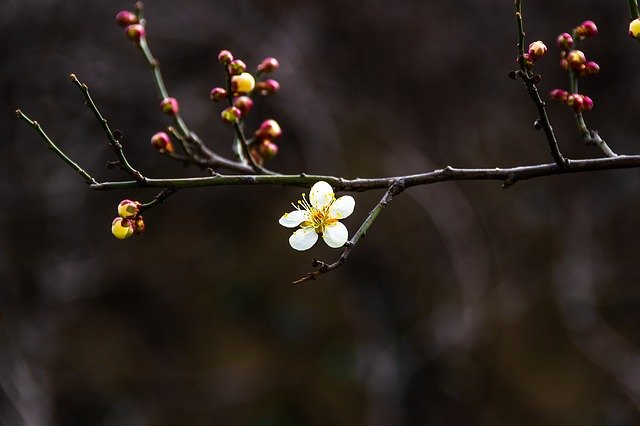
[3,0,640,424]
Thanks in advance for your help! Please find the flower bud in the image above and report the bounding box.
[258,139,278,160]
[125,24,145,43]
[210,87,227,102]
[630,19,640,40]
[257,57,279,73]
[228,59,247,75]
[256,79,280,96]
[566,50,586,70]
[133,215,145,234]
[151,131,174,154]
[518,53,534,69]
[584,61,600,75]
[112,217,134,240]
[160,97,179,116]
[218,50,234,65]
[549,89,569,103]
[221,106,241,124]
[556,33,574,50]
[117,199,141,219]
[582,95,594,111]
[233,96,254,116]
[115,10,138,28]
[528,41,547,59]
[575,20,598,39]
[567,94,584,112]
[255,119,282,140]
[231,72,256,93]
[249,147,264,166]
[559,58,570,71]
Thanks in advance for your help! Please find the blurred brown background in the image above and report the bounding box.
[4,0,640,424]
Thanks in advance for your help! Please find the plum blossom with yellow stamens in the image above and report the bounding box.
[279,181,355,251]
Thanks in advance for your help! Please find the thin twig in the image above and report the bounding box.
[70,74,147,183]
[139,188,178,213]
[514,0,568,168]
[15,109,97,185]
[292,181,404,285]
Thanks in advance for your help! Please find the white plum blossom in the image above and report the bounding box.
[279,181,355,251]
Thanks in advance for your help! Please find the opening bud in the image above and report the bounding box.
[556,33,574,50]
[112,217,134,240]
[255,119,282,140]
[630,19,640,40]
[118,199,141,219]
[257,57,279,73]
[256,79,280,96]
[566,50,586,70]
[160,97,179,116]
[231,72,256,94]
[233,96,254,116]
[528,41,547,60]
[221,107,242,124]
[218,50,234,65]
[116,10,138,28]
[228,59,247,76]
[210,87,227,102]
[125,24,145,43]
[151,131,174,154]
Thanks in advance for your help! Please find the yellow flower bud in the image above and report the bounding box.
[231,72,255,94]
[117,199,140,218]
[630,19,640,40]
[111,217,134,239]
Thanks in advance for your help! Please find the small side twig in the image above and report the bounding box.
[139,188,178,213]
[70,74,146,183]
[514,0,568,168]
[292,181,405,285]
[14,109,97,185]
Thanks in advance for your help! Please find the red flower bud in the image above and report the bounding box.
[150,131,174,154]
[255,119,282,140]
[567,94,584,112]
[257,57,279,73]
[549,89,569,103]
[582,95,594,111]
[256,79,280,96]
[584,61,600,75]
[210,87,227,102]
[160,98,179,116]
[556,33,574,50]
[115,10,138,28]
[228,59,247,75]
[125,24,145,43]
[232,96,254,116]
[575,20,598,39]
[218,50,233,65]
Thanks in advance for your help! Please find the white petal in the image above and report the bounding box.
[322,221,348,248]
[309,181,334,210]
[328,195,355,219]
[289,228,318,251]
[279,210,310,228]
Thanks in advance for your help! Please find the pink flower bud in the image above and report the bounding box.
[258,139,278,160]
[228,59,247,76]
[232,96,254,116]
[567,94,584,112]
[255,119,282,140]
[556,33,574,50]
[584,61,600,75]
[549,89,569,103]
[528,41,547,60]
[559,58,570,71]
[125,24,145,43]
[210,87,227,101]
[256,79,280,96]
[160,97,179,116]
[257,57,279,73]
[115,10,138,28]
[218,50,234,65]
[575,20,598,39]
[150,132,174,154]
[221,107,241,124]
[582,95,594,111]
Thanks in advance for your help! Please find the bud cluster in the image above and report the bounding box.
[111,199,145,239]
[210,50,283,164]
[550,20,600,114]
